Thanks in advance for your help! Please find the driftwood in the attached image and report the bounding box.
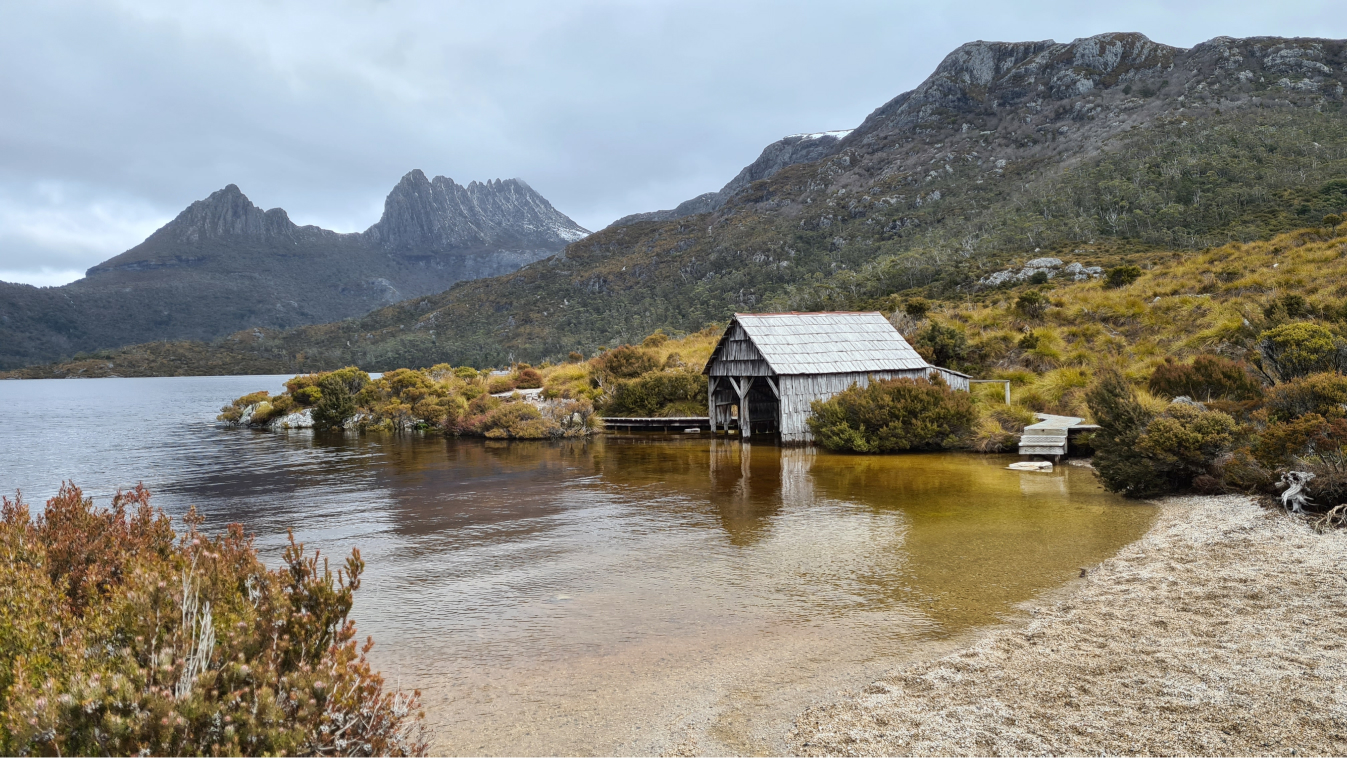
[1278,471,1316,514]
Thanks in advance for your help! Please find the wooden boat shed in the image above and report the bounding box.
[702,312,970,443]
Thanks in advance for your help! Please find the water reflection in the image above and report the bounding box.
[0,378,1157,756]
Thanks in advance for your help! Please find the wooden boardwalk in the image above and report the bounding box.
[601,416,714,432]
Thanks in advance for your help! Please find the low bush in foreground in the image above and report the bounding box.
[0,484,427,757]
[808,376,977,453]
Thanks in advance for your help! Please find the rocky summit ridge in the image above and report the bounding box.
[0,172,590,369]
[365,170,589,254]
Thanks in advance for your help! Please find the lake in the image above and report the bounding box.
[0,375,1155,755]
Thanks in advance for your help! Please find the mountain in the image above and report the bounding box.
[6,32,1345,377]
[610,130,851,227]
[0,172,588,369]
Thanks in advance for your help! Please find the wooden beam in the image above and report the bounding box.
[764,376,780,399]
[730,376,750,398]
[969,379,1012,405]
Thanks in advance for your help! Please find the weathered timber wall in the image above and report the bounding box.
[779,370,933,442]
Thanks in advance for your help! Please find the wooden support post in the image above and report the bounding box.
[707,377,718,434]
[734,376,751,439]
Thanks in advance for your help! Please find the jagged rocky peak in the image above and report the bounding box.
[364,170,589,253]
[146,184,303,244]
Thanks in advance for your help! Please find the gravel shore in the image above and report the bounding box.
[789,495,1347,756]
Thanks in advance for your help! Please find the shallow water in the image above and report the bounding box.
[0,376,1156,755]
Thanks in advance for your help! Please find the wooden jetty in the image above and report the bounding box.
[1019,413,1100,459]
[601,416,713,432]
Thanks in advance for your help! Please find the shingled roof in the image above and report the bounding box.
[705,311,953,375]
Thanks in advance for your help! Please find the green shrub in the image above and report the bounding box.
[354,368,459,430]
[1104,265,1143,289]
[1087,372,1238,497]
[453,366,480,379]
[1256,322,1345,382]
[486,376,515,394]
[1136,403,1238,479]
[1014,290,1049,318]
[1263,293,1312,321]
[1085,372,1162,496]
[903,298,931,319]
[293,386,322,406]
[603,370,707,417]
[1147,355,1264,402]
[807,376,977,453]
[641,330,670,348]
[1264,372,1347,422]
[914,322,968,368]
[0,484,427,756]
[312,375,357,431]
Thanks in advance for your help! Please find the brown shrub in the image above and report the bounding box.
[0,484,427,756]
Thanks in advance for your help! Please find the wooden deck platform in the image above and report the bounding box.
[1019,414,1099,458]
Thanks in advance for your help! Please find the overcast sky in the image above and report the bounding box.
[1,1,1342,286]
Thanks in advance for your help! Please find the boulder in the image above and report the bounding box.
[274,408,314,429]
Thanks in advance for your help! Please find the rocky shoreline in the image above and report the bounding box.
[789,495,1346,756]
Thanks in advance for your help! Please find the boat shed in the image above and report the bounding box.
[702,311,970,443]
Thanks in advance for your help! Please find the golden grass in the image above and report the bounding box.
[935,225,1346,419]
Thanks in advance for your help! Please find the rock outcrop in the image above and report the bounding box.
[979,258,1104,286]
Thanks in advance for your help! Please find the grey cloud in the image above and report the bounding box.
[0,0,1342,285]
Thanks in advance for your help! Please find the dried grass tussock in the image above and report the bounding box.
[790,495,1347,756]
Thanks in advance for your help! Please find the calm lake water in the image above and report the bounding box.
[0,376,1156,755]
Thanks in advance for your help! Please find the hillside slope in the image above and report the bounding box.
[6,32,1343,376]
[0,172,588,369]
[258,33,1344,369]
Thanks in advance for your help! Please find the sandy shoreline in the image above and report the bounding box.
[788,495,1347,756]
